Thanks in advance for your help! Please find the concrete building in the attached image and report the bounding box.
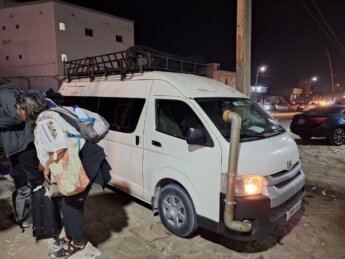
[207,63,236,89]
[0,0,134,90]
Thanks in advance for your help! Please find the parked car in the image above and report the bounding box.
[290,105,345,145]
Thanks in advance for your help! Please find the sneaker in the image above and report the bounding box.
[21,216,33,228]
[21,221,32,228]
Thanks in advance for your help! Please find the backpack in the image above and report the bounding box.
[32,188,61,240]
[49,106,110,143]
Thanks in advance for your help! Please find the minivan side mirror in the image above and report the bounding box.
[186,126,207,145]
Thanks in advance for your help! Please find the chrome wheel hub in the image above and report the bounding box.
[162,195,186,228]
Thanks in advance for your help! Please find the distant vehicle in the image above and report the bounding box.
[290,105,345,145]
[262,102,276,111]
[335,98,345,105]
[288,100,304,112]
[302,101,319,111]
[275,102,289,112]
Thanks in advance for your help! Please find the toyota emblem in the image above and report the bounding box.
[287,160,292,170]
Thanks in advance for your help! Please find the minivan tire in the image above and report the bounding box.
[158,183,198,237]
[328,128,345,146]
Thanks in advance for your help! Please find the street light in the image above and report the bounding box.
[332,83,340,102]
[306,76,318,99]
[255,65,267,86]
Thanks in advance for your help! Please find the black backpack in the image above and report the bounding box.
[32,188,61,240]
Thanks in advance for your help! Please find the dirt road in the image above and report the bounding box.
[0,136,344,258]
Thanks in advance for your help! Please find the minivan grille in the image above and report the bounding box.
[274,171,302,188]
[271,162,299,178]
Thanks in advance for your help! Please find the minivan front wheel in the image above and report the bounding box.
[158,184,198,237]
[329,128,345,146]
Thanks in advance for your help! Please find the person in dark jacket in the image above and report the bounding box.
[15,92,111,258]
[0,83,43,227]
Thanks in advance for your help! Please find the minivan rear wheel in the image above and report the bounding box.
[158,184,198,237]
[328,128,345,146]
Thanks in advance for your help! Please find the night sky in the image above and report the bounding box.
[18,0,345,95]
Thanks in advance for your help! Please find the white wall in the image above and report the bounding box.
[0,2,57,77]
[0,0,135,90]
[53,1,134,74]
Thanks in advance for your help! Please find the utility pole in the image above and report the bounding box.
[326,48,335,101]
[236,0,252,97]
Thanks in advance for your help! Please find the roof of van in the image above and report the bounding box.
[149,71,245,99]
[61,71,247,99]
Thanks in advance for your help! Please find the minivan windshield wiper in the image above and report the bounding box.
[261,126,285,137]
[240,126,285,141]
[240,131,267,141]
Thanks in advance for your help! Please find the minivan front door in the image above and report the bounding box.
[143,96,222,222]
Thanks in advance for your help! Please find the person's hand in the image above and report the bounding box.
[43,167,51,184]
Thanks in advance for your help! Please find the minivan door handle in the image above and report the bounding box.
[151,140,162,147]
[135,136,140,145]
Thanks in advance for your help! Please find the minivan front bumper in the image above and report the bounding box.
[197,187,304,241]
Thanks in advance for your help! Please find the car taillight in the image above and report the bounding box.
[309,117,328,124]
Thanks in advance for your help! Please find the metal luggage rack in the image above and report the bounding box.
[64,46,207,82]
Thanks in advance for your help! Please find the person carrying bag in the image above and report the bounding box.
[37,113,90,197]
[15,93,111,259]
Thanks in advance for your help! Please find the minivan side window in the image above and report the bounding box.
[98,98,145,133]
[61,96,145,133]
[156,99,213,146]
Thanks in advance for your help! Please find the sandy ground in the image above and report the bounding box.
[0,135,344,258]
[296,137,345,197]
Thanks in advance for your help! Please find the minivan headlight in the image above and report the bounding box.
[235,175,266,196]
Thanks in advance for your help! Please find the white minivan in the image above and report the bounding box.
[59,70,305,241]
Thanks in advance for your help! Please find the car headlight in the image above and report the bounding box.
[235,175,266,196]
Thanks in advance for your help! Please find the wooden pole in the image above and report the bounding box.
[236,0,252,97]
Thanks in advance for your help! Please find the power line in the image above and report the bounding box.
[300,0,345,57]
[311,0,345,54]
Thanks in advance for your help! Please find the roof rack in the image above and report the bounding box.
[64,46,207,82]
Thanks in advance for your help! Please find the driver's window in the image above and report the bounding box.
[156,100,203,139]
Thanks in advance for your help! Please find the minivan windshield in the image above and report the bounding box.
[196,98,285,142]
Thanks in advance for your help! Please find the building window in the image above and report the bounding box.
[39,11,43,15]
[59,22,66,31]
[5,56,9,60]
[61,54,68,62]
[19,55,22,59]
[85,28,93,37]
[116,35,123,43]
[2,26,5,30]
[15,24,19,29]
